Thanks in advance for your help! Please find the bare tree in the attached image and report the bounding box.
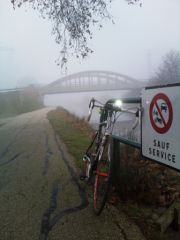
[152,50,180,85]
[11,0,141,67]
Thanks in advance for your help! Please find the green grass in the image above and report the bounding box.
[47,108,94,169]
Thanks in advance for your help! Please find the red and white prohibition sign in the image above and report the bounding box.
[149,93,173,134]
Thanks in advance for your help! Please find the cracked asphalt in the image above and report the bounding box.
[0,108,146,240]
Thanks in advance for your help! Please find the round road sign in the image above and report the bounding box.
[149,93,173,134]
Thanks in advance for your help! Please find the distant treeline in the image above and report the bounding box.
[0,87,44,118]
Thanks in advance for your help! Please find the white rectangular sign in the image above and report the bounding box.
[141,84,180,171]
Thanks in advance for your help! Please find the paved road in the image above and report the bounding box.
[0,108,146,240]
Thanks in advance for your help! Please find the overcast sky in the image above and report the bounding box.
[0,0,180,89]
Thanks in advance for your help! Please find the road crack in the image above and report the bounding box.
[39,133,88,240]
[0,117,33,160]
[42,133,53,176]
[0,152,22,167]
[39,180,59,240]
[113,220,128,240]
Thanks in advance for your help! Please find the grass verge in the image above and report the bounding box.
[47,107,94,169]
[47,107,180,240]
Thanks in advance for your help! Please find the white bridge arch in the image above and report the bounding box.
[41,71,145,94]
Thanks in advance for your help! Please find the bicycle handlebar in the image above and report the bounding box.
[87,98,104,121]
[120,108,141,130]
[87,98,95,121]
[87,98,142,129]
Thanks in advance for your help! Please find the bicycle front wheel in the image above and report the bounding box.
[93,137,114,215]
[82,131,99,182]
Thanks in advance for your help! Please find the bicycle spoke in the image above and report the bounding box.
[81,131,99,182]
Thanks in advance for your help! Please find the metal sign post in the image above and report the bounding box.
[141,83,180,171]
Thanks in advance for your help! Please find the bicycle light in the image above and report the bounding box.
[114,99,123,108]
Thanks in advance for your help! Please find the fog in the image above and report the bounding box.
[44,90,133,122]
[0,0,180,90]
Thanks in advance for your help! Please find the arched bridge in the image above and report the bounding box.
[41,71,145,94]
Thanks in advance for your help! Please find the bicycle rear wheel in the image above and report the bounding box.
[93,137,114,215]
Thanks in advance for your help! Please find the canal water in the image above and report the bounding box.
[44,90,141,143]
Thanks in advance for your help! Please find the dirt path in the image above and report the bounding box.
[0,108,146,240]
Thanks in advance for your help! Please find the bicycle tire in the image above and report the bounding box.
[81,131,99,182]
[93,136,114,215]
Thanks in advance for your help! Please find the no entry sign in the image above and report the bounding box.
[149,93,173,134]
[141,84,180,171]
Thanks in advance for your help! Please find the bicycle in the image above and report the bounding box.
[80,98,141,215]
